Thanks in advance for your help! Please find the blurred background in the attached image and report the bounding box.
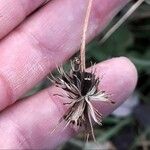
[27,1,150,149]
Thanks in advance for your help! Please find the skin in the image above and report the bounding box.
[0,0,137,149]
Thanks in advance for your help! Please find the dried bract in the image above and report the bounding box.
[49,57,114,139]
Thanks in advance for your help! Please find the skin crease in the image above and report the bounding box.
[0,0,137,149]
[0,0,47,39]
[0,0,131,110]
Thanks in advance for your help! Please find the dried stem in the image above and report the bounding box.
[80,0,93,72]
[99,0,144,43]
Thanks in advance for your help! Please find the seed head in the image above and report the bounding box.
[49,57,114,140]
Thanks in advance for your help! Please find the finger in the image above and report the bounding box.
[0,0,48,39]
[0,57,137,149]
[0,0,130,111]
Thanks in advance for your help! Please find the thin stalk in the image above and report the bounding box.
[80,0,93,72]
[99,0,144,44]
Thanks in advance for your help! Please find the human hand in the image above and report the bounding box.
[0,0,137,149]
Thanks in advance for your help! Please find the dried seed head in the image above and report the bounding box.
[49,57,114,140]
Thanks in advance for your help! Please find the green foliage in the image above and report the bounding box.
[87,15,150,74]
[87,25,133,60]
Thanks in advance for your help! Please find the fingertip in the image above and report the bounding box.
[94,56,138,115]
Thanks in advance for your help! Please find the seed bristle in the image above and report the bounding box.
[49,57,114,139]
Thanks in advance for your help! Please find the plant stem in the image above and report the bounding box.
[99,0,144,43]
[80,0,93,72]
